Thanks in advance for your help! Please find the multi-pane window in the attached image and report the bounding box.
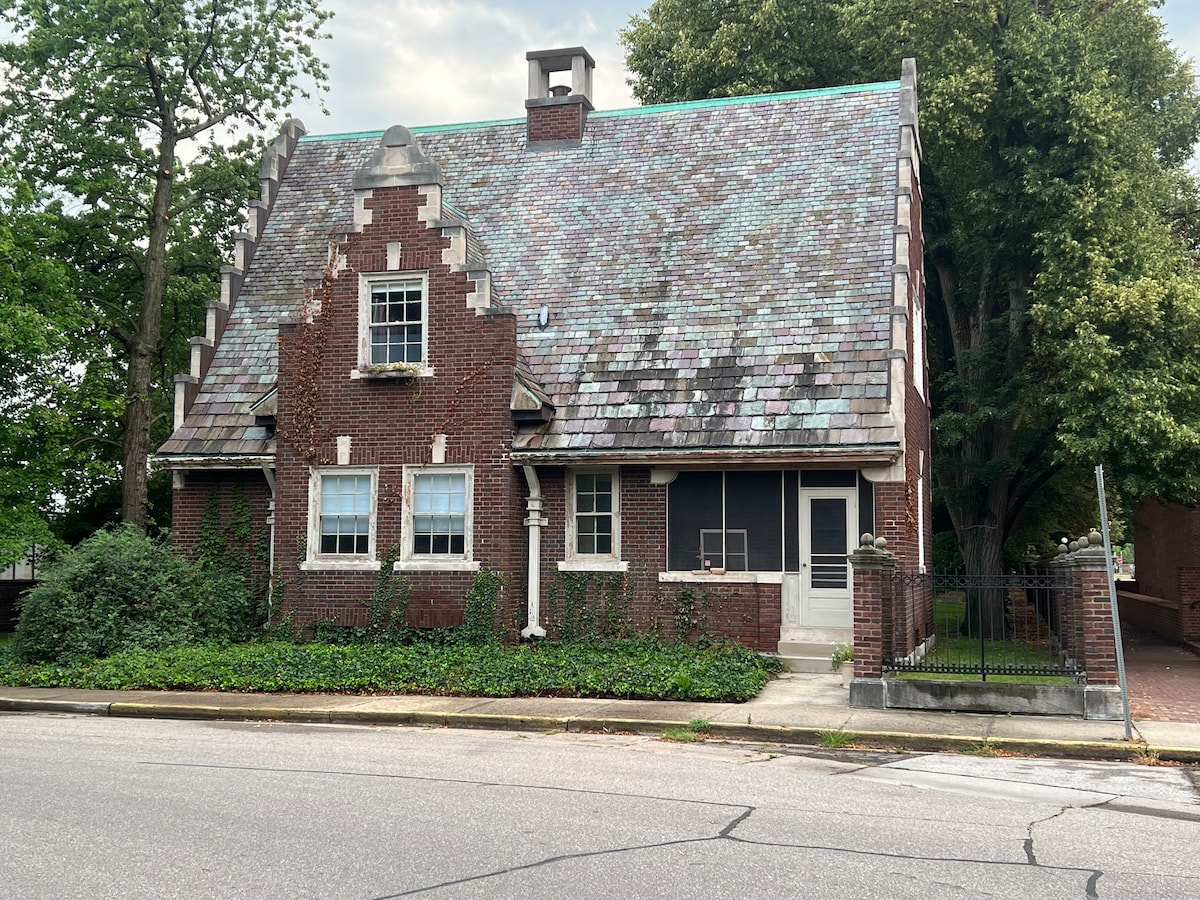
[700,528,748,572]
[412,471,467,555]
[574,472,614,555]
[369,279,424,364]
[319,473,372,555]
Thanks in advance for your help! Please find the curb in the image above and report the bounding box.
[5,696,1184,763]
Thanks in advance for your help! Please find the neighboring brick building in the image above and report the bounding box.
[155,49,932,666]
[1127,501,1200,645]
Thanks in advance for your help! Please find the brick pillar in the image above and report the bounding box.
[849,540,896,679]
[1069,548,1119,686]
[1180,567,1200,642]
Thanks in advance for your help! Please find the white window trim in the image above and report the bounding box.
[396,464,478,571]
[562,468,623,568]
[301,466,380,572]
[357,271,429,372]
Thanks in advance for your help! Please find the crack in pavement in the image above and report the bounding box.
[148,760,1182,899]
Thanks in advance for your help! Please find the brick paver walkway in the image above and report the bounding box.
[1121,624,1200,723]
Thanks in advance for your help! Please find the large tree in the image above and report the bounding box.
[622,0,1200,583]
[0,0,330,530]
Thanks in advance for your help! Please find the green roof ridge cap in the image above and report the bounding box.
[299,79,902,142]
[593,79,901,118]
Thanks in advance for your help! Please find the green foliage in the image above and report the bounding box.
[0,0,330,526]
[462,568,505,646]
[672,586,711,642]
[13,526,207,662]
[818,729,856,749]
[621,0,851,104]
[0,637,783,702]
[661,718,711,743]
[548,571,634,644]
[830,643,854,669]
[363,546,410,640]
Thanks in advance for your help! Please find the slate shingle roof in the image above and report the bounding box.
[157,80,906,462]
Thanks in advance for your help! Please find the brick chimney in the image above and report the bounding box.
[525,47,594,147]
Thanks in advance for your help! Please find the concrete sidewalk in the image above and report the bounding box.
[4,673,1199,764]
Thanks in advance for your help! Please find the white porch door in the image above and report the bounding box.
[798,488,857,628]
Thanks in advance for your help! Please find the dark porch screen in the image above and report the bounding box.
[667,472,722,571]
[667,471,784,571]
[725,471,783,570]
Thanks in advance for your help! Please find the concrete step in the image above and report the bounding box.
[778,640,847,659]
[778,626,852,644]
[778,654,838,674]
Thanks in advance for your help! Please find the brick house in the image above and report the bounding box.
[156,49,932,667]
[1125,502,1200,645]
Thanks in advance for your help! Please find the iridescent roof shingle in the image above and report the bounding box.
[158,79,910,463]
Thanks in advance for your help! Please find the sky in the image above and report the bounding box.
[288,0,1200,138]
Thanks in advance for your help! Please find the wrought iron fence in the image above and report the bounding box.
[885,572,1083,681]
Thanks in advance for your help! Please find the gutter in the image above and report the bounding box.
[509,445,901,467]
[151,455,276,471]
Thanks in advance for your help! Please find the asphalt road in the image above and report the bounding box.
[2,712,1199,899]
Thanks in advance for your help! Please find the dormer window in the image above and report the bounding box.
[351,272,436,379]
[363,275,426,366]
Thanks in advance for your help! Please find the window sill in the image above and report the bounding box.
[394,559,481,573]
[299,559,381,573]
[657,571,783,585]
[557,559,629,573]
[349,366,435,380]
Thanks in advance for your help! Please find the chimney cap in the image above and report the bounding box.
[526,47,595,69]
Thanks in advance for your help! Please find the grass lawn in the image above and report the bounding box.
[891,599,1076,684]
[0,636,782,703]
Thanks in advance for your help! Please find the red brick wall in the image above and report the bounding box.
[273,183,525,631]
[527,101,587,143]
[529,466,780,651]
[1134,500,1200,608]
[171,469,272,562]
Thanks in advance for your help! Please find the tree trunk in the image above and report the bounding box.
[120,132,176,529]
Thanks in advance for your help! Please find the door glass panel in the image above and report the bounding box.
[808,497,848,589]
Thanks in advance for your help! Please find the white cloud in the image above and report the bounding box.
[290,0,639,135]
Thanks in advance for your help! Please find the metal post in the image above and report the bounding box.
[1095,465,1133,740]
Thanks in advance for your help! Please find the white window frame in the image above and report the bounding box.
[354,272,432,376]
[397,464,479,572]
[301,467,380,572]
[560,469,627,572]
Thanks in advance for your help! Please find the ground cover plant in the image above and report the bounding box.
[3,532,781,702]
[0,637,781,702]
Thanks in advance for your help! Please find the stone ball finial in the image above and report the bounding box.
[1057,543,1067,555]
[860,532,874,548]
[1078,535,1090,549]
[1089,530,1102,545]
[1069,540,1079,552]
[874,536,887,550]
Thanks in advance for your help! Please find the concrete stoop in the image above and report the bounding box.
[777,626,852,674]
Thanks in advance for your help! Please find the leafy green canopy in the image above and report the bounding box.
[623,0,1200,571]
[0,0,330,541]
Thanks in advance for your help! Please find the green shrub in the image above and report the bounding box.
[13,526,234,663]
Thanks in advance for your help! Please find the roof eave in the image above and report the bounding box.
[152,454,276,471]
[509,445,900,468]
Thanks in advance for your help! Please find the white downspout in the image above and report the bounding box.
[521,465,547,638]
